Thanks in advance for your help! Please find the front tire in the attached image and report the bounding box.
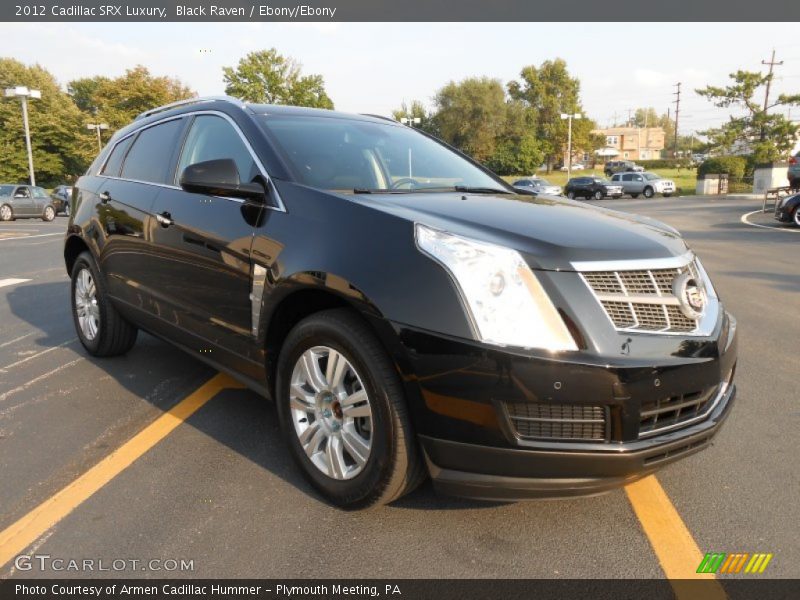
[566,191,576,199]
[42,205,55,221]
[594,190,604,200]
[64,202,71,217]
[70,252,138,357]
[0,204,13,221]
[644,186,655,198]
[794,206,800,227]
[276,309,424,509]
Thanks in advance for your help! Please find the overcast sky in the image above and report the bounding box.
[2,22,799,135]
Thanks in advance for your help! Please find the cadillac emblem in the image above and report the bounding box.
[672,270,706,319]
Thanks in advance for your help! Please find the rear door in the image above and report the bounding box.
[147,112,265,373]
[96,117,186,313]
[32,187,50,213]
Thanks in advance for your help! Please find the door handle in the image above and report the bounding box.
[156,211,172,227]
[99,191,111,204]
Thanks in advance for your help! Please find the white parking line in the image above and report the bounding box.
[0,357,85,406]
[0,233,63,242]
[741,210,800,233]
[0,278,31,289]
[0,339,77,373]
[0,333,34,349]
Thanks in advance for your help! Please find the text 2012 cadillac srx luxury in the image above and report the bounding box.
[65,97,737,508]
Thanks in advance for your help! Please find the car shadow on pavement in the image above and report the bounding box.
[6,281,503,511]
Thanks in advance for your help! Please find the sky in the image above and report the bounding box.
[2,22,799,136]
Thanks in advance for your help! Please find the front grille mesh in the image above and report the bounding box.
[639,385,719,437]
[582,262,700,333]
[505,403,607,441]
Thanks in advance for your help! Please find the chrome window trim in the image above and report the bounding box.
[97,110,286,213]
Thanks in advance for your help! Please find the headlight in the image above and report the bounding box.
[415,224,578,352]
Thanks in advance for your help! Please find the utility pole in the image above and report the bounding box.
[672,83,681,157]
[761,49,783,141]
[560,113,582,180]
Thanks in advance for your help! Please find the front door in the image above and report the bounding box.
[147,113,265,376]
[11,186,35,216]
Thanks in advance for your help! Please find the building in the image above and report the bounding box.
[593,126,666,161]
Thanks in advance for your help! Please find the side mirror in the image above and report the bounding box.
[179,159,265,201]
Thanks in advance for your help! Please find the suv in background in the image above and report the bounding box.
[610,172,676,198]
[788,152,800,191]
[604,160,644,177]
[64,97,737,509]
[51,185,73,216]
[565,176,623,200]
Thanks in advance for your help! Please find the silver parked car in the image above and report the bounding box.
[512,177,562,195]
[610,172,676,198]
[0,184,57,221]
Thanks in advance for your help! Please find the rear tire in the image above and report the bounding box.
[70,251,138,357]
[42,205,55,221]
[276,309,424,509]
[594,190,604,200]
[644,186,655,198]
[64,202,71,217]
[567,191,576,199]
[793,206,800,227]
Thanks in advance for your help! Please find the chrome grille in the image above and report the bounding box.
[505,403,607,442]
[639,385,719,437]
[581,261,700,334]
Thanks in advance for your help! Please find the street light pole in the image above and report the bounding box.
[560,113,582,181]
[87,123,109,152]
[4,86,41,186]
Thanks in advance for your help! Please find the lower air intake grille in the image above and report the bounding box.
[639,385,719,437]
[505,403,607,442]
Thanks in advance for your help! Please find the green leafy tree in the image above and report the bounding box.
[508,59,590,171]
[431,77,508,163]
[696,70,800,163]
[486,101,543,175]
[68,66,194,131]
[223,49,333,108]
[0,58,94,186]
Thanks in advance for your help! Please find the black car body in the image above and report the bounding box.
[64,97,737,507]
[51,185,73,215]
[0,184,57,221]
[565,176,624,200]
[774,192,800,226]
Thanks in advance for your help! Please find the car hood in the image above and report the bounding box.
[355,191,687,271]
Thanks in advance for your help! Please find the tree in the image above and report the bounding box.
[0,58,94,186]
[431,77,508,163]
[486,100,543,175]
[223,49,333,109]
[508,59,590,171]
[68,66,194,131]
[696,70,800,163]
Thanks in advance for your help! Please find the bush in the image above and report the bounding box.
[697,156,746,179]
[637,159,692,170]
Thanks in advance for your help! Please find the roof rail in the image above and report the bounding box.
[360,113,398,123]
[135,95,247,121]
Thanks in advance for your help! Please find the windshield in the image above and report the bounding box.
[643,172,660,181]
[259,115,508,193]
[593,178,609,184]
[0,185,14,196]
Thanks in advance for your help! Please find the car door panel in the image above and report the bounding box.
[12,187,35,216]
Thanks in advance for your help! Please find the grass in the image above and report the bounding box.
[502,167,699,196]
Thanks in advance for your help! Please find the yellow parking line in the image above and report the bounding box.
[0,372,241,568]
[626,475,727,600]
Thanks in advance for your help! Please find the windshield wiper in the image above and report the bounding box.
[453,185,512,194]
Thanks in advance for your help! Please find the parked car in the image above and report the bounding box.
[788,152,800,191]
[51,185,73,216]
[512,177,562,195]
[604,160,644,177]
[558,162,585,171]
[610,172,676,198]
[64,97,737,508]
[774,192,800,226]
[0,184,57,221]
[565,176,624,200]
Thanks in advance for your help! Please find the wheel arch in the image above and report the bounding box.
[64,234,91,276]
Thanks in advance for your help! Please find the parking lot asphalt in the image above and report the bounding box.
[0,196,797,586]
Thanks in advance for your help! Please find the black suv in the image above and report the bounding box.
[65,97,737,508]
[604,160,644,177]
[565,176,624,200]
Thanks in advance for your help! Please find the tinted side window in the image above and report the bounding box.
[33,187,48,198]
[622,174,633,182]
[176,115,258,184]
[121,119,183,184]
[101,135,135,177]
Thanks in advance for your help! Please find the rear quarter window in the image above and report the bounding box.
[101,135,135,177]
[120,119,184,184]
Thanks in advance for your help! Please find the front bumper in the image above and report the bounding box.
[383,311,738,501]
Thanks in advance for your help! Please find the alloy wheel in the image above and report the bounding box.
[74,268,100,341]
[794,207,800,227]
[0,205,11,221]
[44,206,55,221]
[289,346,373,480]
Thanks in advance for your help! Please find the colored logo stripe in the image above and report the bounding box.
[697,553,773,574]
